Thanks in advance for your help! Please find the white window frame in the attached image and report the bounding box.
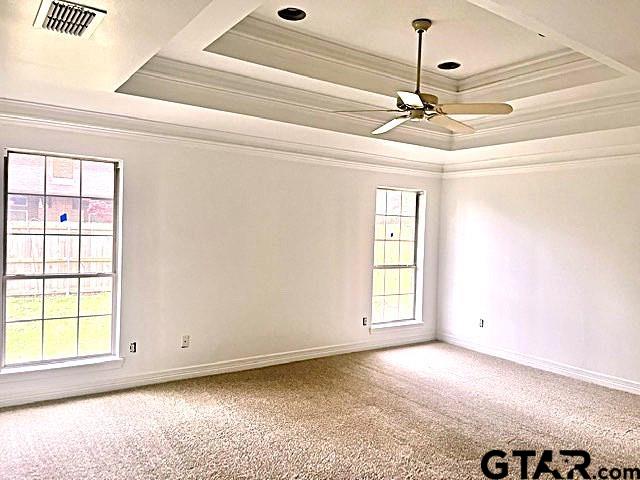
[370,186,426,329]
[0,149,123,371]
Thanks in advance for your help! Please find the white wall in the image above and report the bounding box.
[438,158,640,385]
[0,121,440,406]
[4,114,638,407]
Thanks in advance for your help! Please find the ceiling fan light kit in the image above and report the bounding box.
[335,18,514,136]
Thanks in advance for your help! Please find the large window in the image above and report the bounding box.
[371,187,424,326]
[2,151,119,367]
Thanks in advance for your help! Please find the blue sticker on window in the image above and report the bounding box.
[60,213,68,222]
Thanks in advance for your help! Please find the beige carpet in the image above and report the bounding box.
[1,342,639,479]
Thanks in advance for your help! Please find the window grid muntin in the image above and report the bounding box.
[2,152,118,368]
[372,188,421,325]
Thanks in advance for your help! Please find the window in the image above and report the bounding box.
[371,187,424,326]
[2,151,119,368]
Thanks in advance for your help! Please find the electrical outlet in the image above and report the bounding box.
[479,319,485,328]
[181,335,190,349]
[129,341,137,353]
[362,317,368,326]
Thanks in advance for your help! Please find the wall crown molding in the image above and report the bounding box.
[2,97,640,177]
[0,98,443,176]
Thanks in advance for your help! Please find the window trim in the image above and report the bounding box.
[370,186,426,330]
[0,148,123,371]
[0,354,123,376]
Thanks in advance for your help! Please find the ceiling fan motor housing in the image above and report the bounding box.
[396,92,438,110]
[419,93,438,107]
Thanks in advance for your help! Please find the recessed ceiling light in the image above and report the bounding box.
[277,7,306,21]
[437,61,461,70]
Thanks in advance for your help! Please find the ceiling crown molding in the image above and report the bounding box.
[443,151,640,178]
[456,89,640,149]
[460,50,602,90]
[0,98,444,176]
[205,16,458,99]
[120,56,640,151]
[119,57,453,150]
[3,98,640,177]
[443,125,640,174]
[458,50,620,102]
[203,16,620,104]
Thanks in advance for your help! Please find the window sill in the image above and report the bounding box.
[370,319,424,331]
[0,355,124,377]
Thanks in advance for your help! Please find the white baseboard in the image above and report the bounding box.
[1,330,435,408]
[438,332,640,396]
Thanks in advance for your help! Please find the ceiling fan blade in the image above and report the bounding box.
[428,114,475,134]
[371,116,410,135]
[332,109,402,113]
[397,91,424,108]
[437,103,513,115]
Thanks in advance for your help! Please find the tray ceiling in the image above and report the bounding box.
[119,0,629,150]
[1,0,638,159]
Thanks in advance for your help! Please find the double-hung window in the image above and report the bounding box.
[371,187,424,326]
[2,151,120,368]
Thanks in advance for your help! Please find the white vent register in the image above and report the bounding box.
[34,0,106,38]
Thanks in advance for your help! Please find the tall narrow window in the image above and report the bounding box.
[371,187,424,326]
[2,151,119,367]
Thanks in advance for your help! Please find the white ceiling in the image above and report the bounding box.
[467,0,640,77]
[252,0,562,79]
[0,0,213,92]
[1,0,639,159]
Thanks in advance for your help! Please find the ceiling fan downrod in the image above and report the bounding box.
[337,17,512,136]
[412,19,432,94]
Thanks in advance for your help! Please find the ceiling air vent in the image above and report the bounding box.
[33,0,106,38]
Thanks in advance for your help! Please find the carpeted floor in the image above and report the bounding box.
[1,342,639,479]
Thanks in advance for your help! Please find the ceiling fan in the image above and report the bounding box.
[336,19,513,135]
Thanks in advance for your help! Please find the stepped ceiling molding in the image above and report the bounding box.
[1,0,640,162]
